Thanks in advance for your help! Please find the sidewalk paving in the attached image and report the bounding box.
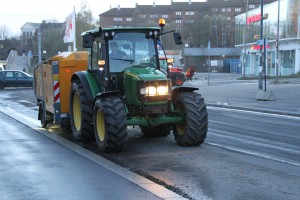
[186,73,300,117]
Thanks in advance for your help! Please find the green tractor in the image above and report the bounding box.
[70,26,208,152]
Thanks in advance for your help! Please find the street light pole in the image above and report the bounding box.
[258,0,264,90]
[243,0,249,78]
[38,29,42,63]
[276,0,280,83]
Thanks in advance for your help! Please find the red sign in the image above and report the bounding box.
[247,14,261,24]
[251,44,270,50]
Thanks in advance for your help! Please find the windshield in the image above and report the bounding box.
[109,32,158,72]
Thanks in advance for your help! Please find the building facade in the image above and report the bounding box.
[99,0,276,49]
[235,0,300,75]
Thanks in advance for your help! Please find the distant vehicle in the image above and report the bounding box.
[0,70,33,89]
[159,57,186,86]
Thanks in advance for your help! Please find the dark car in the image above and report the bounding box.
[0,70,33,89]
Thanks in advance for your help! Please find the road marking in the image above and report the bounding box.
[208,130,300,156]
[207,141,300,167]
[208,106,300,120]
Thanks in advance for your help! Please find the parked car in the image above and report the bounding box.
[0,70,33,89]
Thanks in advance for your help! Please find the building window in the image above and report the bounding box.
[113,17,122,22]
[212,8,218,12]
[185,11,194,15]
[162,15,168,18]
[249,5,255,9]
[176,20,182,23]
[222,8,226,12]
[176,12,182,15]
[150,14,158,19]
[281,50,295,75]
[227,17,231,20]
[126,18,132,21]
[140,14,146,18]
[235,8,241,12]
[227,8,231,12]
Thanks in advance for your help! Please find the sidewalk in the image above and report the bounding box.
[186,73,300,117]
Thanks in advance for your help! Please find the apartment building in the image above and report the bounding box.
[99,0,276,48]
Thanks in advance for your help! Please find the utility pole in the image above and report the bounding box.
[243,0,249,77]
[258,0,264,90]
[275,0,280,83]
[38,29,42,63]
[256,0,276,101]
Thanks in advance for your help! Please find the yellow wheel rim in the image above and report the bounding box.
[176,123,185,135]
[96,110,106,141]
[73,92,81,131]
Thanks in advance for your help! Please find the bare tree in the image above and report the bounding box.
[75,1,97,51]
[0,26,11,40]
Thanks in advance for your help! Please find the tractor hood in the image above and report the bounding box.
[124,66,167,81]
[123,65,170,105]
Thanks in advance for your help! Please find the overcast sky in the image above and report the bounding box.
[0,0,204,37]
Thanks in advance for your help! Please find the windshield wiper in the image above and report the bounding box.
[111,58,135,62]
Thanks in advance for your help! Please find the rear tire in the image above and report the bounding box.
[38,101,52,128]
[173,92,208,146]
[39,102,47,128]
[140,125,171,137]
[94,96,127,152]
[70,79,94,141]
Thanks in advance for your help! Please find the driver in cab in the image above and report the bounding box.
[110,42,127,59]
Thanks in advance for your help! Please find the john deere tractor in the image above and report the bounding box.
[70,25,208,152]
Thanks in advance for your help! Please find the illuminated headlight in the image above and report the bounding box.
[154,31,158,36]
[140,85,169,96]
[104,32,109,37]
[149,31,153,36]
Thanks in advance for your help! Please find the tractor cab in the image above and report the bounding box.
[82,27,182,95]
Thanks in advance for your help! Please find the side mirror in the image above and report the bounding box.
[83,34,93,48]
[173,32,182,45]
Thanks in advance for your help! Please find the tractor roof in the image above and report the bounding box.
[81,27,161,37]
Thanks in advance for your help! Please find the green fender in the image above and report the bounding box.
[71,71,103,102]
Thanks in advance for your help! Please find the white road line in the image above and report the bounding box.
[208,106,300,120]
[207,141,300,167]
[208,131,300,155]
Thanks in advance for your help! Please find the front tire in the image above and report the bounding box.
[173,92,208,146]
[70,79,94,141]
[94,96,127,152]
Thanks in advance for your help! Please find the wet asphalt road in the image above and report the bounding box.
[0,84,300,200]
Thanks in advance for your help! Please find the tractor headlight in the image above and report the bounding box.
[140,85,169,96]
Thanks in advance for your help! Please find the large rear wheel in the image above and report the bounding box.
[173,92,208,146]
[70,79,94,141]
[94,96,127,152]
